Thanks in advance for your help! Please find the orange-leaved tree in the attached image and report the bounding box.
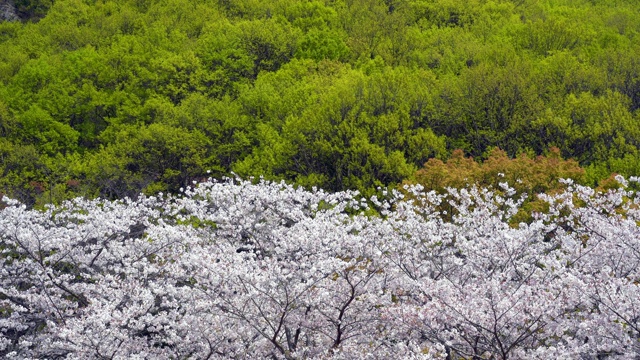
[403,147,586,224]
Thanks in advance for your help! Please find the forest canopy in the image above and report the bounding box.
[1,0,640,205]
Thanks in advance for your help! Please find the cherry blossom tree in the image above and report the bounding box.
[1,177,639,359]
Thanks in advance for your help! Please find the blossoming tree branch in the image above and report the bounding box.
[1,177,639,359]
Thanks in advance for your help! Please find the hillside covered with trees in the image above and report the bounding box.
[1,0,640,204]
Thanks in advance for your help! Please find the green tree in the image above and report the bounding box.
[82,123,213,198]
[13,0,53,21]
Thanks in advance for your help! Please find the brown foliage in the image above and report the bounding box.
[409,147,585,195]
[404,147,586,224]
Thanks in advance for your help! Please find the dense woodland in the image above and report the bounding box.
[1,0,640,205]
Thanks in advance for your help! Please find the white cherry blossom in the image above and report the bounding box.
[1,178,639,359]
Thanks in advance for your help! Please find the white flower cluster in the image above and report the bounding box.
[1,178,639,359]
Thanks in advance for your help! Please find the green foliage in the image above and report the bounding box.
[235,17,301,77]
[232,61,446,195]
[1,0,640,204]
[296,28,349,62]
[82,123,214,198]
[12,0,53,21]
[16,105,79,155]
